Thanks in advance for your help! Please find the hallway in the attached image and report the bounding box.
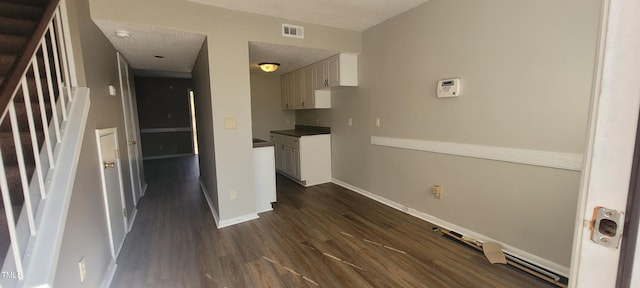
[110,156,555,287]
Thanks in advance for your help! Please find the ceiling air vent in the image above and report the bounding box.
[282,24,304,39]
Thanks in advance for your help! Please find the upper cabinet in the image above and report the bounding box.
[315,54,358,90]
[282,53,357,110]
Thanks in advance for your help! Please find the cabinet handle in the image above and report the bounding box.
[302,101,305,107]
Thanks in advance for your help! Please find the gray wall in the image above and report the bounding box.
[297,0,602,270]
[54,0,139,286]
[250,72,295,141]
[192,39,219,215]
[90,0,362,223]
[135,77,194,158]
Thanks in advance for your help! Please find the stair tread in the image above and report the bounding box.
[0,16,37,36]
[0,34,28,54]
[0,54,17,75]
[0,1,43,20]
[0,0,50,9]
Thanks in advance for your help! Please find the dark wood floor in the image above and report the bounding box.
[110,156,554,288]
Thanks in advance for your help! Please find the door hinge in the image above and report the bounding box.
[123,208,127,218]
[115,149,120,159]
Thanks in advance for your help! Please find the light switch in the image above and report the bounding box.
[375,118,381,128]
[108,85,117,96]
[224,117,238,129]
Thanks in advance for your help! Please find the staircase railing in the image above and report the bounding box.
[0,0,85,286]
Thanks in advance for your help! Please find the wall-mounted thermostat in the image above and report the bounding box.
[437,78,461,98]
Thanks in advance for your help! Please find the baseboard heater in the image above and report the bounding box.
[433,226,568,288]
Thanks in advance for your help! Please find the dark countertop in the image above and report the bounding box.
[270,125,331,137]
[253,138,274,148]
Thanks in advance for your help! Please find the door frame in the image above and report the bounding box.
[95,127,128,259]
[117,52,143,205]
[569,0,640,286]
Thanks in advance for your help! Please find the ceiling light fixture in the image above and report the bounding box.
[258,62,280,73]
[114,30,131,39]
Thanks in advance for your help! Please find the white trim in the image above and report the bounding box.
[199,178,220,227]
[217,213,260,229]
[331,178,570,277]
[128,208,138,232]
[371,136,583,171]
[140,127,192,133]
[143,153,193,161]
[198,179,259,229]
[98,259,117,288]
[256,204,273,214]
[23,88,90,287]
[141,183,148,197]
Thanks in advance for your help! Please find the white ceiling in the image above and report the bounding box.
[94,0,429,76]
[189,0,429,32]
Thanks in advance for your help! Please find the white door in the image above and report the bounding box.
[117,53,143,204]
[570,0,640,287]
[96,128,128,259]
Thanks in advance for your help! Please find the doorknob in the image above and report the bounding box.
[104,162,116,169]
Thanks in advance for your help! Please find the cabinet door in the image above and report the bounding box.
[314,61,328,90]
[302,65,315,109]
[283,145,293,175]
[274,143,284,171]
[291,148,301,180]
[327,55,340,88]
[292,69,304,109]
[281,74,291,110]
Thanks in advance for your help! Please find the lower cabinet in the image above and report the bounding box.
[270,133,331,187]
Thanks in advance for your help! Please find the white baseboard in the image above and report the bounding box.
[256,204,273,214]
[331,178,570,277]
[99,259,117,288]
[217,213,260,229]
[141,182,148,197]
[199,178,259,229]
[128,208,138,232]
[199,178,220,227]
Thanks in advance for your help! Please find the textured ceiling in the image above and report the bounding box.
[94,19,206,73]
[249,42,337,75]
[94,0,429,75]
[188,0,429,32]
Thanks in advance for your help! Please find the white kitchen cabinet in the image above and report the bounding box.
[315,53,358,90]
[270,133,331,187]
[281,70,304,110]
[281,53,356,111]
[303,65,330,109]
[281,73,292,110]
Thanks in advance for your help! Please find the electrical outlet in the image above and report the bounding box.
[78,257,87,282]
[375,118,381,128]
[230,189,237,200]
[348,118,353,126]
[432,185,442,199]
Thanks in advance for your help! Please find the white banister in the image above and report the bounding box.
[22,69,47,201]
[0,0,83,286]
[32,54,55,177]
[47,22,68,121]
